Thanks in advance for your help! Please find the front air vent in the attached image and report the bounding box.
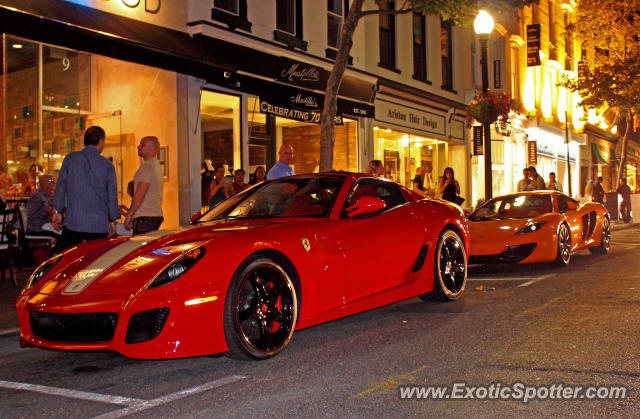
[125,307,170,344]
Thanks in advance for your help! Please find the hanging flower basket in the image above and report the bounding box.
[466,90,512,125]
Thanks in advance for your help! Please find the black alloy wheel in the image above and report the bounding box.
[224,257,298,359]
[554,223,572,266]
[589,216,611,255]
[421,229,467,301]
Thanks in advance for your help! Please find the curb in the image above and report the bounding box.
[0,328,19,338]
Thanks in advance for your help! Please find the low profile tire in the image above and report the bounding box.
[223,256,298,360]
[420,229,467,302]
[589,216,611,255]
[554,223,572,266]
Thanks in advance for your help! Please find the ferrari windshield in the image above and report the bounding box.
[197,175,345,221]
[469,194,552,220]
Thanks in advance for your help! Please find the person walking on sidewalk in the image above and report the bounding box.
[124,136,164,234]
[52,126,120,253]
[592,176,605,204]
[617,177,632,223]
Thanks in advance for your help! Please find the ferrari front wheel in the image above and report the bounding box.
[554,223,572,266]
[223,256,298,360]
[421,229,467,302]
[589,216,611,255]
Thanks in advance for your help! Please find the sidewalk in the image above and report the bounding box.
[0,267,30,337]
[0,223,637,337]
[611,221,638,231]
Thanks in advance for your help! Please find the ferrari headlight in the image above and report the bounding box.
[147,247,206,289]
[28,254,63,288]
[515,221,546,235]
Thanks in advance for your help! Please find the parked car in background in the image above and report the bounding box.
[467,191,610,266]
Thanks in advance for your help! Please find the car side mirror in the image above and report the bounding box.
[345,196,386,218]
[567,201,578,211]
[190,211,201,223]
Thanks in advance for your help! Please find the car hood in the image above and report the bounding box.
[34,218,301,297]
[468,217,533,240]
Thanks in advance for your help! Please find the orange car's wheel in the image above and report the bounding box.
[223,256,298,360]
[589,216,611,255]
[554,223,572,266]
[420,229,467,301]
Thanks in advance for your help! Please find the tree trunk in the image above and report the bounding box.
[615,110,633,188]
[319,0,364,172]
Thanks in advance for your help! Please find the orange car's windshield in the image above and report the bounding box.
[469,194,552,220]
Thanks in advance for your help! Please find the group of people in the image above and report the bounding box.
[516,166,561,192]
[202,144,295,208]
[38,126,166,254]
[365,159,463,205]
[0,163,43,200]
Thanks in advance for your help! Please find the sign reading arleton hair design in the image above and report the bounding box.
[375,99,446,138]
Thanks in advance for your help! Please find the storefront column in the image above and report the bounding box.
[177,74,204,225]
[240,94,249,183]
[359,116,374,171]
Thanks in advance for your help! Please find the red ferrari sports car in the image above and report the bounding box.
[16,173,469,360]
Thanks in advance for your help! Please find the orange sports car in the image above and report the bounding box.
[468,191,610,266]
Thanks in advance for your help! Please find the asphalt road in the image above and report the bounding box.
[1,227,639,417]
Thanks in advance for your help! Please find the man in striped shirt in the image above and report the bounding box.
[52,126,120,253]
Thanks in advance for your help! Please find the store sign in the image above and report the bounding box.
[527,24,541,67]
[375,99,446,137]
[267,57,330,91]
[473,126,484,155]
[260,100,342,125]
[528,141,537,165]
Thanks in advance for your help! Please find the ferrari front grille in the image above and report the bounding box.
[29,311,118,342]
[125,307,170,344]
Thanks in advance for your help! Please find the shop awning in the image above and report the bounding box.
[591,143,608,165]
[610,149,619,163]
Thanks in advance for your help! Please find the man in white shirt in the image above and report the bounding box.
[546,172,563,192]
[124,136,164,234]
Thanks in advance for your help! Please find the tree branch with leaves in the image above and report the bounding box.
[319,0,537,171]
[562,0,640,187]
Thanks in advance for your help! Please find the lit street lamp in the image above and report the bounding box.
[474,10,494,200]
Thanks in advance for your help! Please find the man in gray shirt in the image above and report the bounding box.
[52,126,120,252]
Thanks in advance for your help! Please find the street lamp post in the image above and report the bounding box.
[474,10,494,200]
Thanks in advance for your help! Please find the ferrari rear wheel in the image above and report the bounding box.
[554,223,572,266]
[421,229,467,302]
[589,216,611,255]
[224,256,298,360]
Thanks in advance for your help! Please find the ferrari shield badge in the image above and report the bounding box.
[301,238,311,252]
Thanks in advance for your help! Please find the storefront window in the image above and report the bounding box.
[3,36,185,228]
[200,90,241,176]
[373,127,446,195]
[43,46,91,112]
[246,95,358,176]
[278,117,358,174]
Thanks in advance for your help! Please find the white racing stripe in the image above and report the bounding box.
[62,230,175,295]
